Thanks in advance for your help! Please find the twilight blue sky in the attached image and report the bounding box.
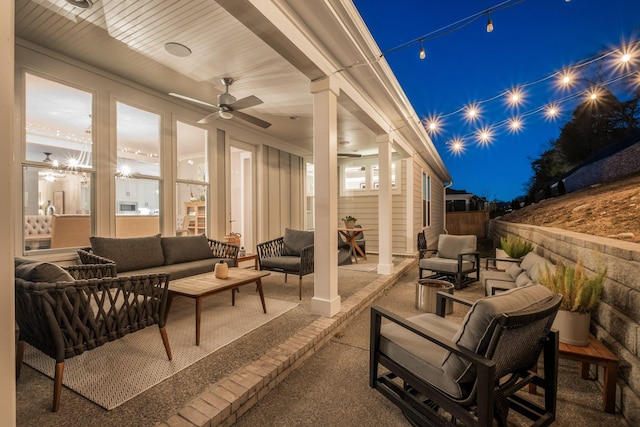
[353,0,640,201]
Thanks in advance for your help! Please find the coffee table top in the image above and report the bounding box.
[168,268,270,297]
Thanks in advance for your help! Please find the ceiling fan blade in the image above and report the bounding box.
[338,153,362,158]
[231,95,263,111]
[197,112,221,124]
[233,110,272,128]
[168,92,217,108]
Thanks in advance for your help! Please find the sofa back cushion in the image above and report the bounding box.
[15,260,74,282]
[283,228,314,256]
[441,284,554,383]
[520,252,555,282]
[437,234,477,261]
[161,234,215,265]
[90,234,164,273]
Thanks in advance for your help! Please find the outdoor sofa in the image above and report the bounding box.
[78,233,239,279]
[481,251,556,296]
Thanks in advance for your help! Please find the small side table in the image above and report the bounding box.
[530,334,619,413]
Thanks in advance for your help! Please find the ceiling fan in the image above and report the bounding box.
[337,152,362,158]
[169,77,271,128]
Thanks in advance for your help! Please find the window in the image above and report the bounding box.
[116,102,160,177]
[176,121,208,236]
[116,103,161,236]
[23,74,94,252]
[422,172,431,227]
[340,160,400,196]
[305,162,314,229]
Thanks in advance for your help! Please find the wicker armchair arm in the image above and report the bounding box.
[77,248,117,271]
[208,239,239,265]
[299,244,314,276]
[257,237,285,260]
[65,264,117,279]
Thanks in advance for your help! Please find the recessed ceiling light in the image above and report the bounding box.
[65,0,94,8]
[165,42,192,57]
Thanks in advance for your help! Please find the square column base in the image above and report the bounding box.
[377,263,394,275]
[311,295,341,317]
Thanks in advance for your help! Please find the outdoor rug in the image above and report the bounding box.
[23,292,298,410]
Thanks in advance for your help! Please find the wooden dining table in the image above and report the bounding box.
[338,227,372,263]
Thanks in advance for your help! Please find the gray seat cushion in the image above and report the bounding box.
[380,313,463,398]
[282,228,314,256]
[260,256,301,272]
[161,234,214,265]
[420,257,474,274]
[91,234,165,273]
[119,258,234,280]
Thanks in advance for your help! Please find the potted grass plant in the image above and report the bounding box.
[539,259,606,346]
[495,235,534,269]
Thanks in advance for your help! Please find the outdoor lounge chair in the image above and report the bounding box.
[370,284,562,427]
[15,258,172,412]
[419,234,480,289]
[257,228,314,300]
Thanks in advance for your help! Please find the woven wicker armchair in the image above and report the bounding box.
[15,261,171,412]
[370,285,562,427]
[257,228,314,299]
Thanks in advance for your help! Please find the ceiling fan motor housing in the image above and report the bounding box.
[218,92,236,106]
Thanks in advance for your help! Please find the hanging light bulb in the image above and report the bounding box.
[419,39,426,60]
[486,12,494,33]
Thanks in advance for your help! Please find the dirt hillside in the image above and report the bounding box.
[499,174,640,244]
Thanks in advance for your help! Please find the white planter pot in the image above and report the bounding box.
[495,248,520,270]
[552,310,591,346]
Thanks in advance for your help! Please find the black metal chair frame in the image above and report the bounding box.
[15,264,172,412]
[370,291,561,427]
[256,236,314,300]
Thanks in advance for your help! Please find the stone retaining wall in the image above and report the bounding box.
[488,219,640,424]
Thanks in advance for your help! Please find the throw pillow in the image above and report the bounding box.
[15,261,75,282]
[515,271,533,288]
[90,234,164,273]
[282,228,314,256]
[161,234,215,265]
[506,262,523,279]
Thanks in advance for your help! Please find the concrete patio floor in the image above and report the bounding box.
[17,256,629,426]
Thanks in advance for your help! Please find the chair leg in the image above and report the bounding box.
[299,277,302,300]
[52,361,64,412]
[284,273,288,283]
[159,327,172,360]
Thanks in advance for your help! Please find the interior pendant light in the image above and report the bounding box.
[419,39,426,60]
[486,12,494,33]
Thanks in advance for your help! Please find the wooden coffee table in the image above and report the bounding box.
[164,268,270,345]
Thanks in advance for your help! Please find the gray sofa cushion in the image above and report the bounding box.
[161,234,214,265]
[506,262,523,279]
[119,258,221,280]
[520,252,555,282]
[442,284,554,384]
[282,228,314,256]
[91,234,165,273]
[515,270,534,288]
[15,261,75,282]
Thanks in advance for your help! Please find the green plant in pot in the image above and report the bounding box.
[539,259,606,346]
[500,235,534,259]
[342,215,357,229]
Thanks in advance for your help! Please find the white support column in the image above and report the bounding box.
[1,1,16,424]
[377,135,394,274]
[310,76,340,317]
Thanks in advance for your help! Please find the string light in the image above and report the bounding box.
[476,127,493,145]
[419,39,426,60]
[448,138,465,155]
[464,103,481,122]
[508,117,523,132]
[506,87,524,107]
[486,12,494,33]
[545,103,560,119]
